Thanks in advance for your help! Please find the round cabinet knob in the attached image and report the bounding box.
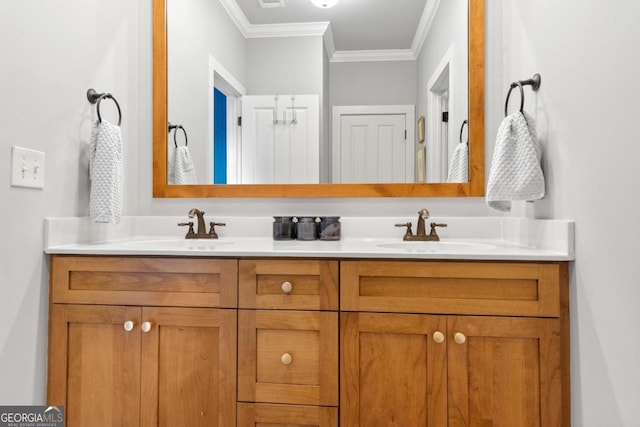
[281,281,293,294]
[432,331,445,344]
[454,332,466,345]
[141,321,152,333]
[123,321,134,332]
[281,353,292,365]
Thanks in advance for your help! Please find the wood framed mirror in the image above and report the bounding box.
[153,0,484,198]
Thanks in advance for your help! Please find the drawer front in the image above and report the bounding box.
[50,256,238,308]
[237,403,338,427]
[238,310,338,406]
[341,261,565,317]
[239,260,338,310]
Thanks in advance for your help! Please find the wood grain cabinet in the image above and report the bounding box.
[238,259,339,426]
[48,255,570,426]
[47,256,238,427]
[340,260,570,427]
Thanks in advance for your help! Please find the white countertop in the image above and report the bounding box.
[44,216,574,261]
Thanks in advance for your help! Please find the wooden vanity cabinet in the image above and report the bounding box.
[48,255,570,426]
[340,260,570,427]
[47,256,238,427]
[238,259,339,427]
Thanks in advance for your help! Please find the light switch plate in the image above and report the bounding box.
[11,146,45,189]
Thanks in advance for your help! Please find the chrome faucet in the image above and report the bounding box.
[395,208,447,241]
[178,208,225,239]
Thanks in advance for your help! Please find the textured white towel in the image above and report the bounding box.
[447,142,469,183]
[486,111,544,212]
[89,120,124,224]
[168,146,197,184]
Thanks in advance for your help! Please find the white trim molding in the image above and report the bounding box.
[331,49,415,63]
[220,0,441,63]
[411,0,442,57]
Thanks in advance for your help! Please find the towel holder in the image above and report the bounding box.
[87,88,122,126]
[459,119,469,144]
[504,73,541,117]
[168,122,188,147]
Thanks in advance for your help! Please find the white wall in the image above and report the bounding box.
[167,0,246,184]
[330,60,418,107]
[416,0,468,178]
[0,0,144,403]
[2,1,640,425]
[322,46,331,183]
[494,1,640,425]
[246,36,324,95]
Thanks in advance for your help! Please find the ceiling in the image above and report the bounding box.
[230,0,429,54]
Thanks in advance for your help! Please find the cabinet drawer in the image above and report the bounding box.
[341,260,565,317]
[238,310,338,406]
[239,259,338,310]
[238,403,338,427]
[50,256,237,308]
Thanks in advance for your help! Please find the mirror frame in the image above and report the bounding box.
[152,0,484,198]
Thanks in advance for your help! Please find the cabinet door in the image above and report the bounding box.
[447,316,562,427]
[341,312,447,426]
[140,307,237,427]
[238,310,338,406]
[48,304,142,427]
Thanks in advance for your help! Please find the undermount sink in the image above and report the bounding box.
[377,241,496,252]
[121,239,234,250]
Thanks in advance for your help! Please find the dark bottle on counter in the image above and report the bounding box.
[273,216,295,240]
[296,217,318,240]
[318,216,341,240]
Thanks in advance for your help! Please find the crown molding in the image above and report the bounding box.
[245,21,330,38]
[330,49,416,63]
[220,0,437,62]
[323,23,336,59]
[411,0,441,57]
[219,0,251,37]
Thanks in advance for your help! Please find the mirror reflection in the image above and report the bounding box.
[166,0,469,186]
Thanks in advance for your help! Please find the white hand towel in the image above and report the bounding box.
[486,111,544,212]
[89,120,124,224]
[447,142,469,183]
[168,146,198,184]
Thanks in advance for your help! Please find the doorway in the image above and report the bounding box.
[331,105,415,183]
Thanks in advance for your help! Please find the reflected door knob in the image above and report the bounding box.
[454,332,466,344]
[432,331,445,344]
[281,281,293,294]
[281,353,292,365]
[141,322,152,333]
[123,321,135,332]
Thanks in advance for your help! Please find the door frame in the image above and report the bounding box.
[331,105,416,183]
[208,55,246,184]
[427,46,456,182]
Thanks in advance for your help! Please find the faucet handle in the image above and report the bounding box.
[395,222,413,237]
[208,222,226,239]
[428,222,448,240]
[178,221,195,238]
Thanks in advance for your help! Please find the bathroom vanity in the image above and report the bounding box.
[44,216,573,426]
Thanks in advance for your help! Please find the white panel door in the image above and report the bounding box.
[241,95,319,184]
[332,106,414,183]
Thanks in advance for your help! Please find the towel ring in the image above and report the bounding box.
[168,123,188,147]
[87,88,122,126]
[504,73,541,117]
[459,119,469,144]
[504,82,525,117]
